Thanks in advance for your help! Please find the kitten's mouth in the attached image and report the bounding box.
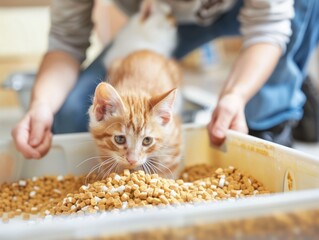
[120,162,139,170]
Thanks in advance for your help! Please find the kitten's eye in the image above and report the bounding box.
[142,137,153,146]
[114,135,126,145]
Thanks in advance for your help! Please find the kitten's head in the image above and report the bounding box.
[89,82,177,173]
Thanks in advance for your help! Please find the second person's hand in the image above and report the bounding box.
[11,101,54,159]
[207,93,248,146]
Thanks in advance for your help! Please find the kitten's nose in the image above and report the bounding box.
[127,158,137,165]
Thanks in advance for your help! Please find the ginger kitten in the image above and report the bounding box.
[89,50,182,178]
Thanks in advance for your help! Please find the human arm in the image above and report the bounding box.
[207,43,281,145]
[11,0,94,159]
[11,52,80,159]
[207,0,294,145]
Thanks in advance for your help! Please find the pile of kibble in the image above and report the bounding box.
[0,164,269,223]
[0,175,84,222]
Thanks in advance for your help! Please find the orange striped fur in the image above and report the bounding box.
[88,50,182,178]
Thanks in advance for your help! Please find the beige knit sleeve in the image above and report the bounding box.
[239,0,294,54]
[48,0,94,63]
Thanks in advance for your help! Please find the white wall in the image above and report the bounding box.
[0,7,49,56]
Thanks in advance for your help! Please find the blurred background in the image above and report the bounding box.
[0,0,319,154]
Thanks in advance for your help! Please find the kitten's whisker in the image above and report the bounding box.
[112,155,125,162]
[145,165,149,175]
[86,162,103,183]
[76,155,110,168]
[142,164,150,175]
[114,164,120,174]
[89,157,114,174]
[105,163,116,177]
[85,156,115,182]
[98,155,124,178]
[101,165,113,179]
[102,162,118,179]
[149,158,174,172]
[98,156,117,172]
[148,158,174,179]
[144,162,154,175]
[145,163,152,175]
[117,163,121,173]
[149,162,158,175]
[87,162,103,176]
[114,162,121,175]
[96,159,117,180]
[146,163,155,175]
[141,165,146,174]
[147,160,165,174]
[147,161,165,176]
[107,162,119,176]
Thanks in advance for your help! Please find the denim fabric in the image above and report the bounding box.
[52,47,108,133]
[53,0,319,133]
[245,0,319,130]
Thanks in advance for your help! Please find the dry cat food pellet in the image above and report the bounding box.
[0,164,270,222]
[0,175,85,222]
[53,165,269,215]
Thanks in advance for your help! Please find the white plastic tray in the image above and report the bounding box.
[1,124,319,239]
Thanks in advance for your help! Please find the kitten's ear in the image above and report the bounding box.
[151,88,177,125]
[140,0,155,22]
[92,82,125,121]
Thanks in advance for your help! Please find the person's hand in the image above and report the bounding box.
[11,102,54,159]
[207,93,248,146]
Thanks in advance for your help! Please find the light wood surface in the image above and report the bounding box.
[0,0,50,7]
